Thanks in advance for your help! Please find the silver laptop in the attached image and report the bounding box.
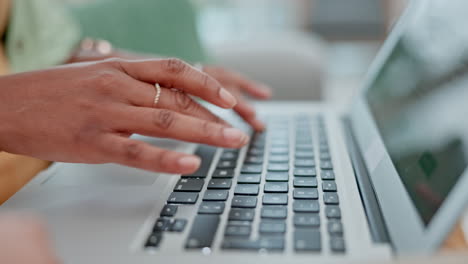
[3,0,468,263]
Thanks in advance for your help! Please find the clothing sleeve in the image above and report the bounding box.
[5,0,82,73]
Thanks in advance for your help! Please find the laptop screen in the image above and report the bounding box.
[366,1,468,226]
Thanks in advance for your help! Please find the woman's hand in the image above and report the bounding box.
[0,58,250,174]
[0,214,60,264]
[202,65,272,131]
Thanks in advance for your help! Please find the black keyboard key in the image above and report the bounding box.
[220,151,238,161]
[247,148,264,156]
[296,141,313,147]
[293,177,317,187]
[265,172,289,182]
[294,159,316,167]
[145,232,163,248]
[170,219,187,232]
[295,151,314,158]
[321,170,335,180]
[241,164,263,174]
[325,206,341,219]
[330,237,346,253]
[269,155,289,163]
[203,190,229,201]
[268,163,289,172]
[237,174,261,184]
[322,180,337,192]
[229,209,255,221]
[294,213,320,227]
[251,140,265,149]
[173,178,204,192]
[324,193,339,205]
[212,169,235,178]
[222,237,284,251]
[328,220,344,236]
[295,144,314,151]
[261,206,287,219]
[321,161,333,169]
[225,225,251,237]
[160,205,178,217]
[167,192,198,204]
[319,144,329,151]
[185,215,220,249]
[234,184,260,195]
[228,220,252,226]
[320,152,331,160]
[244,156,264,164]
[182,145,216,178]
[294,168,316,177]
[293,188,318,199]
[208,179,232,189]
[216,160,237,169]
[293,200,319,213]
[294,229,321,252]
[263,194,288,205]
[270,147,289,155]
[198,202,225,214]
[231,196,258,208]
[259,221,286,234]
[264,182,288,193]
[153,218,172,231]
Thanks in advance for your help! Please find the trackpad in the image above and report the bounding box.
[42,163,157,186]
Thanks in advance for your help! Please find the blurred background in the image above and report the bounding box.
[63,0,408,105]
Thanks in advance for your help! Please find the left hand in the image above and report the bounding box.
[68,46,273,131]
[202,65,272,131]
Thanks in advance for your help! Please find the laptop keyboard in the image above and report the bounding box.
[145,115,346,253]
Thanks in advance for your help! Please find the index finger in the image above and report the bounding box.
[117,58,237,109]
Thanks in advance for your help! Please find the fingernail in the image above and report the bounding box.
[223,127,248,144]
[219,88,237,108]
[254,119,266,131]
[178,156,201,170]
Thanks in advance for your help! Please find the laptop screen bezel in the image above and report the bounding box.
[348,0,468,254]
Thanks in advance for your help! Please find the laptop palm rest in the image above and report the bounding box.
[42,163,157,186]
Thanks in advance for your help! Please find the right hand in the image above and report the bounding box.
[0,58,250,174]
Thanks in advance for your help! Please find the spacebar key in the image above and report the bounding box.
[185,215,220,249]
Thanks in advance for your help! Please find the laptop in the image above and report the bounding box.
[3,0,468,262]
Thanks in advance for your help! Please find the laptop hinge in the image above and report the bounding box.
[342,117,391,244]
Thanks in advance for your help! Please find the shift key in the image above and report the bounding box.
[185,215,220,249]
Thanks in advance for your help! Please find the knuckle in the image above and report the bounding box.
[122,141,143,161]
[94,70,119,94]
[155,150,173,171]
[152,109,176,130]
[201,74,210,89]
[73,117,98,146]
[174,92,194,111]
[164,58,187,75]
[101,57,124,68]
[200,120,214,139]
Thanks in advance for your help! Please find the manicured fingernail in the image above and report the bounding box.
[219,88,237,108]
[253,119,266,131]
[178,156,201,170]
[223,127,248,144]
